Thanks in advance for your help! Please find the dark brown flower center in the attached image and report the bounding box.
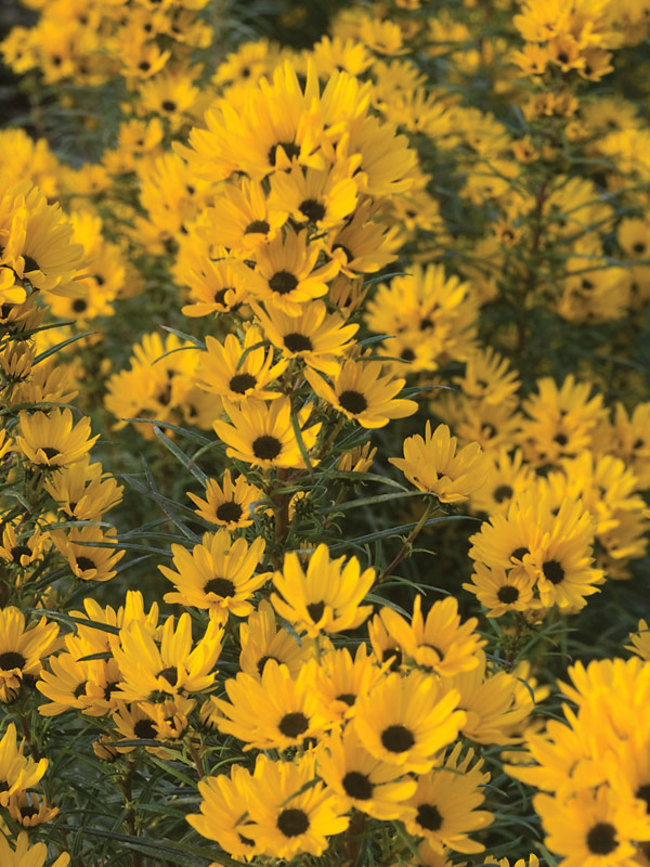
[284,333,313,352]
[76,556,97,572]
[11,545,31,564]
[339,390,367,415]
[229,372,257,394]
[269,141,300,166]
[381,724,415,753]
[343,771,373,800]
[157,667,178,687]
[204,577,236,598]
[0,651,26,671]
[497,585,519,603]
[382,647,402,671]
[257,654,280,675]
[277,807,309,837]
[269,270,299,295]
[134,719,157,740]
[494,484,513,503]
[244,220,270,235]
[336,693,356,706]
[252,435,282,460]
[299,199,326,222]
[417,803,443,831]
[73,299,88,313]
[586,822,618,855]
[543,559,565,584]
[278,711,309,738]
[215,501,243,523]
[306,601,325,623]
[161,100,176,112]
[636,783,650,813]
[510,547,529,562]
[42,447,61,459]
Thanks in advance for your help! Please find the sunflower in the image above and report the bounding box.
[403,743,493,853]
[244,753,349,858]
[354,670,465,773]
[271,543,375,638]
[239,599,317,679]
[51,525,124,582]
[8,790,59,828]
[110,695,195,749]
[0,522,49,570]
[0,723,48,807]
[440,652,534,745]
[463,563,536,618]
[317,724,416,821]
[212,659,327,750]
[197,327,287,402]
[213,397,321,469]
[180,253,253,318]
[305,359,417,428]
[535,787,646,867]
[521,495,604,611]
[252,230,340,316]
[389,422,488,502]
[6,184,84,296]
[627,620,650,661]
[15,408,98,469]
[202,177,287,256]
[0,607,59,703]
[187,764,261,858]
[44,457,123,521]
[187,470,264,528]
[0,832,69,867]
[308,644,384,725]
[160,529,270,620]
[371,595,485,676]
[254,300,359,375]
[113,613,223,703]
[268,162,359,232]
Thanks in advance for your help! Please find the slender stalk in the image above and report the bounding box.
[375,499,438,584]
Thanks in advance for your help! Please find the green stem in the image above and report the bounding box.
[375,499,438,584]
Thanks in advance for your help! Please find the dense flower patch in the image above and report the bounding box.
[0,0,648,865]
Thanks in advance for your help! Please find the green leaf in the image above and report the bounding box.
[33,331,95,365]
[153,425,208,484]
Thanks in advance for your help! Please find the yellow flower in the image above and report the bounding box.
[113,613,223,703]
[15,408,98,469]
[239,599,317,679]
[0,607,59,703]
[254,299,358,376]
[187,764,260,858]
[245,753,349,858]
[211,659,327,751]
[0,723,48,807]
[187,470,263,528]
[213,397,321,469]
[252,230,339,316]
[369,596,485,676]
[306,359,417,428]
[389,423,488,502]
[271,543,375,637]
[160,530,270,620]
[197,326,287,402]
[0,832,69,867]
[51,525,124,582]
[354,670,465,773]
[44,457,123,521]
[316,725,416,821]
[403,743,493,853]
